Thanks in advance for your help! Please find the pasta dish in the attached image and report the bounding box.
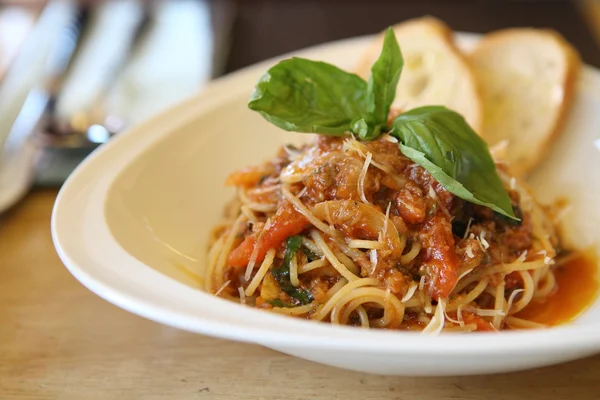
[204,26,596,333]
[207,134,567,332]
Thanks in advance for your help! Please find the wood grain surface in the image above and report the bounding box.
[1,189,600,399]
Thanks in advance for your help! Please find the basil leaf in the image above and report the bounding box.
[361,26,403,140]
[248,57,367,135]
[266,299,293,308]
[282,235,302,266]
[390,106,518,220]
[271,236,313,305]
[350,118,369,138]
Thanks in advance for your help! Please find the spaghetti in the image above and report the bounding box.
[206,134,589,333]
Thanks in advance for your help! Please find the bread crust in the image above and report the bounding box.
[469,28,581,177]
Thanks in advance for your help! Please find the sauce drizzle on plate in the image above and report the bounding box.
[516,250,598,326]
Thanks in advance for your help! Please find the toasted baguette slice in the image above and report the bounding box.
[355,17,482,132]
[469,28,581,177]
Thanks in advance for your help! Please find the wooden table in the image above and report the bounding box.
[1,189,600,399]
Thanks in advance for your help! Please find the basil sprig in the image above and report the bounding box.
[248,27,401,139]
[247,27,518,220]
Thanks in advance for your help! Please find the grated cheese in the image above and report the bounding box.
[343,137,397,176]
[422,299,446,335]
[369,249,378,275]
[479,231,490,250]
[238,287,246,305]
[428,186,437,200]
[465,246,474,259]
[401,281,419,303]
[214,280,231,296]
[358,151,372,204]
[505,289,524,314]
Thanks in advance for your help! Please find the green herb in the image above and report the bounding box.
[271,236,313,305]
[390,106,516,219]
[266,299,293,308]
[427,202,439,218]
[248,27,401,138]
[362,27,403,140]
[495,204,523,226]
[247,26,518,219]
[283,235,302,267]
[248,58,367,136]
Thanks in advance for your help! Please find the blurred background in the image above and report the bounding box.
[0,0,598,213]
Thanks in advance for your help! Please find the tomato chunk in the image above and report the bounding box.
[227,236,256,267]
[225,166,270,188]
[228,202,308,267]
[420,212,459,299]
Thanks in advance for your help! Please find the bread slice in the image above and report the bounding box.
[469,28,581,177]
[355,17,483,132]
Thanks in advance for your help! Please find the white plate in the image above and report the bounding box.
[52,33,600,376]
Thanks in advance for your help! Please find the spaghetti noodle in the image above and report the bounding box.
[206,134,590,333]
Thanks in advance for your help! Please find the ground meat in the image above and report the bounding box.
[395,182,427,224]
[225,135,541,308]
[381,268,410,297]
[455,237,485,271]
[501,213,533,253]
[365,138,411,173]
[303,160,336,203]
[404,165,454,213]
[390,215,408,235]
[302,151,380,202]
[333,156,366,199]
[473,204,494,220]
